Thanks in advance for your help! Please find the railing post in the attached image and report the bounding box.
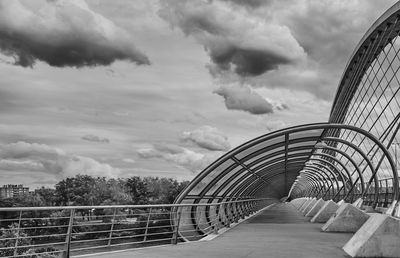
[13,210,23,257]
[212,205,219,234]
[172,209,181,245]
[143,208,152,242]
[65,209,75,258]
[225,203,231,227]
[107,208,117,247]
[385,179,389,206]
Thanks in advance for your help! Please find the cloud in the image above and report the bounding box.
[137,143,221,173]
[243,0,396,99]
[269,99,289,111]
[221,0,271,8]
[181,126,230,151]
[213,84,274,114]
[81,134,110,143]
[0,141,120,178]
[122,158,135,164]
[0,0,150,67]
[159,0,305,77]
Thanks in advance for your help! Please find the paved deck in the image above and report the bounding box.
[93,203,353,258]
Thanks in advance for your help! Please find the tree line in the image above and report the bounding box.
[0,175,190,207]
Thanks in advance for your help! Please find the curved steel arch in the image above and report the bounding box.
[174,4,400,240]
[174,123,398,240]
[329,2,400,194]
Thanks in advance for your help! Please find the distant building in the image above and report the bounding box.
[0,184,30,198]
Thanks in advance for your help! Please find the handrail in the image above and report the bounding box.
[0,198,273,258]
[0,198,272,212]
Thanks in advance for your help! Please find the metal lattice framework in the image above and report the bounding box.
[174,2,400,241]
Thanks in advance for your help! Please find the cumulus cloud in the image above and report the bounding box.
[159,0,305,77]
[81,134,110,143]
[137,143,221,173]
[213,84,274,114]
[0,0,150,67]
[0,141,120,178]
[181,126,230,151]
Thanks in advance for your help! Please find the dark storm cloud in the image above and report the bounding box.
[210,47,291,76]
[0,0,150,68]
[159,0,305,78]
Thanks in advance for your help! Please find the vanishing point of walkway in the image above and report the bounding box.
[94,203,353,258]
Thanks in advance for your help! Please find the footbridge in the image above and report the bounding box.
[2,1,400,258]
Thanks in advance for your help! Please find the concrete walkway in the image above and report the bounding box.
[91,203,353,258]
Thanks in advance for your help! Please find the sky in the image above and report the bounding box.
[0,0,397,189]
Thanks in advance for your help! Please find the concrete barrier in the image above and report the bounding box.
[321,203,369,232]
[291,198,308,209]
[311,200,338,223]
[343,214,400,257]
[298,198,312,211]
[302,198,318,215]
[337,199,345,206]
[301,198,315,213]
[305,199,325,217]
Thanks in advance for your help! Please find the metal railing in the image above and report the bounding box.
[0,198,270,257]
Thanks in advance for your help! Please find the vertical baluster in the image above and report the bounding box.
[107,208,117,247]
[13,210,23,257]
[65,209,75,258]
[385,179,389,206]
[212,204,219,234]
[225,203,231,227]
[172,209,181,245]
[143,208,152,242]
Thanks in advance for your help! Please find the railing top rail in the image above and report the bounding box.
[0,197,273,212]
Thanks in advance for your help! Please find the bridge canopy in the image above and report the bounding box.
[174,1,400,241]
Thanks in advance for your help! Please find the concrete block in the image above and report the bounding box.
[291,198,307,209]
[321,203,369,232]
[298,198,312,211]
[302,198,316,212]
[305,199,326,217]
[352,198,363,209]
[311,200,338,223]
[343,214,400,257]
[375,206,388,214]
[362,206,376,213]
[385,200,397,216]
[336,199,345,206]
[302,199,318,215]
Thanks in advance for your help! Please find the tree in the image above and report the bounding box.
[0,224,31,257]
[125,177,149,204]
[55,175,96,206]
[34,187,57,206]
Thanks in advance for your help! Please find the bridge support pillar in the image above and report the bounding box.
[311,200,338,223]
[322,203,369,232]
[305,198,325,217]
[343,214,400,257]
